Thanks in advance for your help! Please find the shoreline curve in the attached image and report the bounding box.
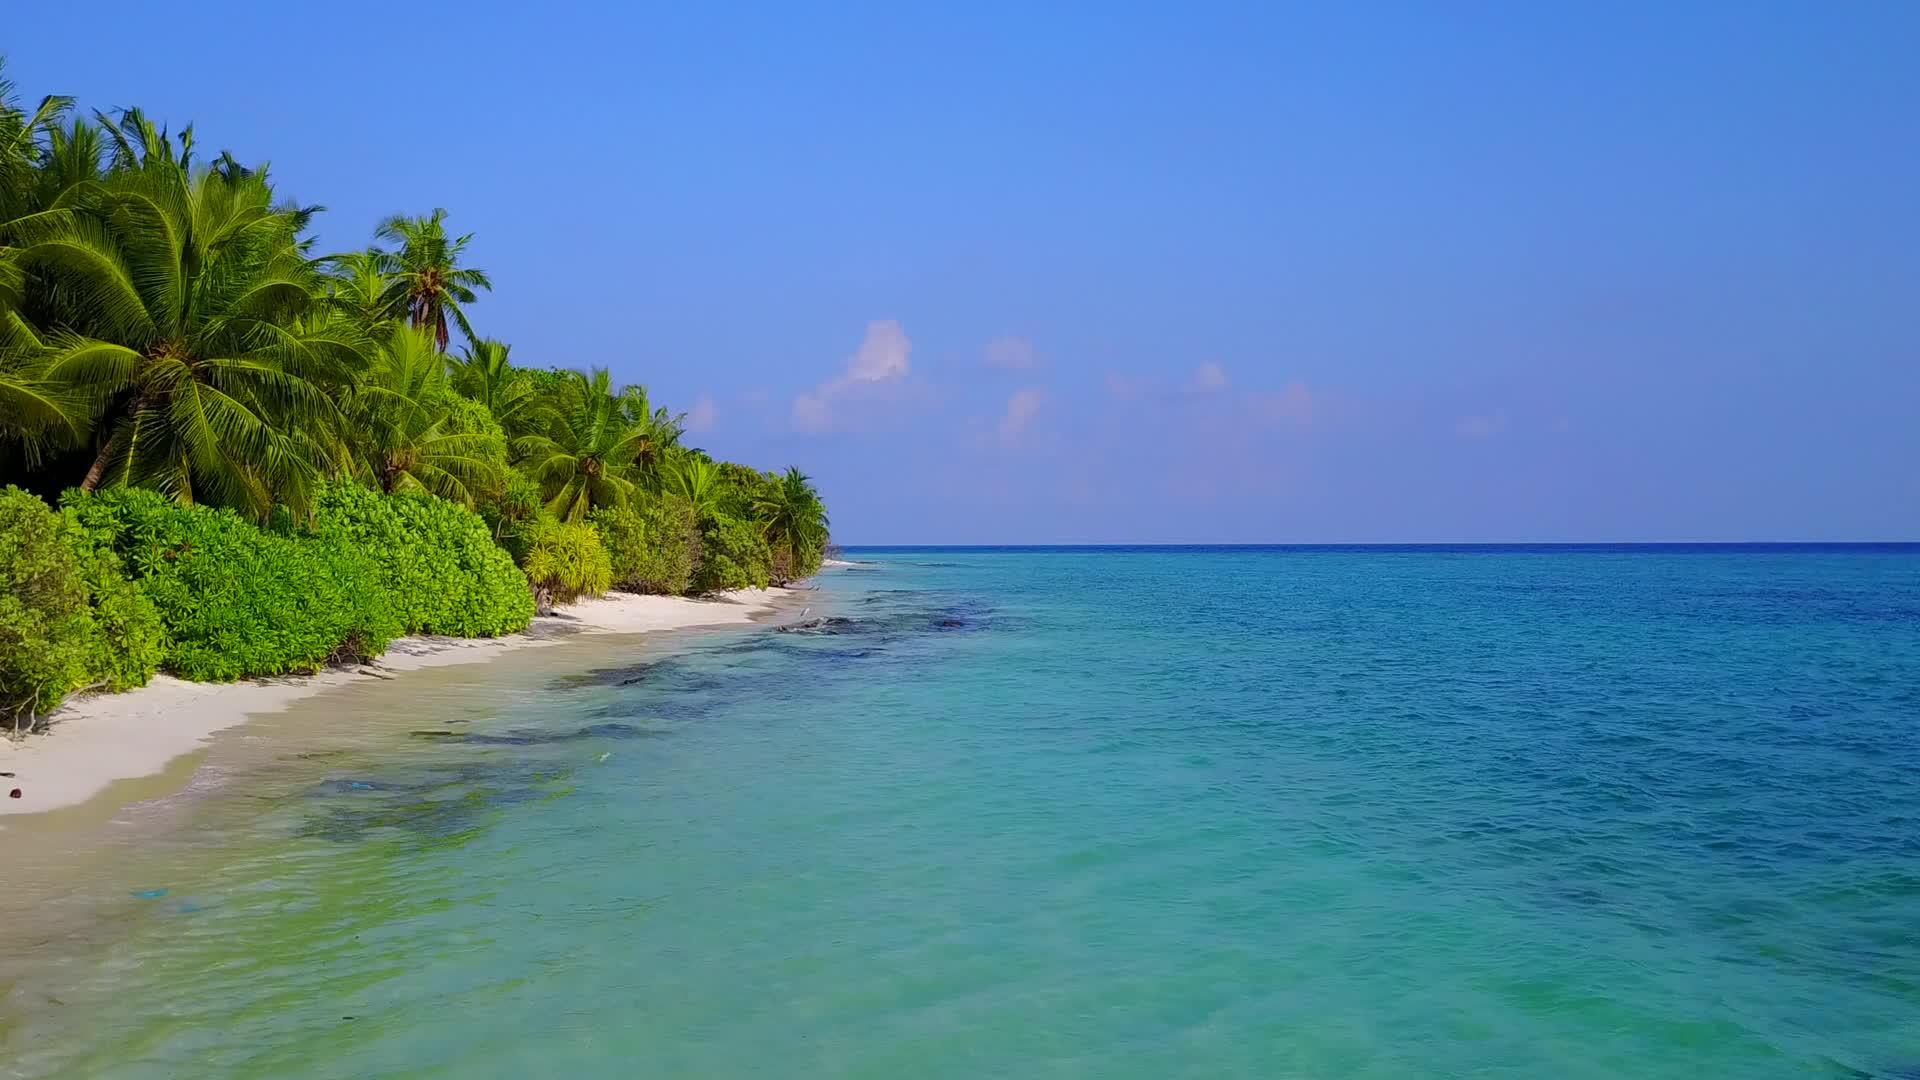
[0,588,799,820]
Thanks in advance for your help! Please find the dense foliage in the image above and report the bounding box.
[0,486,164,726]
[9,137,361,518]
[0,63,829,725]
[516,369,678,522]
[591,500,697,595]
[337,326,507,506]
[754,467,830,582]
[307,484,533,637]
[518,518,614,610]
[694,514,774,593]
[64,488,398,681]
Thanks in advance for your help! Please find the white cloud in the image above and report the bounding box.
[998,388,1045,445]
[846,320,911,382]
[793,319,913,433]
[983,336,1038,369]
[792,391,833,432]
[1249,382,1315,428]
[685,394,718,433]
[1455,412,1508,439]
[1188,361,1229,393]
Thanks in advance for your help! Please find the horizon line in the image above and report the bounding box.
[836,540,1920,549]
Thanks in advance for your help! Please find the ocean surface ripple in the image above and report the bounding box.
[5,547,1919,1078]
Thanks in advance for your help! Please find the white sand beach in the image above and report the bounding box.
[0,589,792,818]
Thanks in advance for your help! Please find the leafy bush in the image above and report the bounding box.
[692,513,772,593]
[85,539,169,694]
[0,490,96,724]
[518,517,612,608]
[591,497,696,595]
[307,484,532,637]
[0,487,165,726]
[713,461,776,519]
[64,488,399,681]
[480,472,545,554]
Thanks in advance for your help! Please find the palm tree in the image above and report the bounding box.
[0,67,92,461]
[94,106,195,177]
[8,158,367,517]
[340,324,502,506]
[515,368,656,521]
[617,382,682,488]
[452,337,543,437]
[0,59,72,227]
[1,63,64,342]
[319,249,398,331]
[32,117,106,205]
[372,208,489,351]
[660,451,723,521]
[753,466,829,579]
[0,346,88,464]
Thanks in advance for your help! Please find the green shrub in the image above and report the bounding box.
[713,461,776,519]
[84,544,169,695]
[64,488,399,682]
[591,497,696,595]
[693,513,772,593]
[692,550,749,593]
[481,472,545,556]
[0,487,165,726]
[518,517,612,608]
[307,484,532,637]
[1,490,94,724]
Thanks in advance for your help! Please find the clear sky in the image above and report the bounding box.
[10,2,1917,542]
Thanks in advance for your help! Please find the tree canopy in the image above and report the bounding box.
[0,57,829,615]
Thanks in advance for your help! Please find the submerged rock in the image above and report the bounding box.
[314,778,393,794]
[394,721,662,747]
[776,616,860,635]
[456,721,657,746]
[300,761,577,844]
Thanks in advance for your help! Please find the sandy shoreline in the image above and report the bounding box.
[0,588,797,820]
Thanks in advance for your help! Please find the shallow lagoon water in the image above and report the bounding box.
[4,546,1920,1078]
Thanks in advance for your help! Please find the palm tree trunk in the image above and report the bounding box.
[80,395,146,491]
[79,429,120,491]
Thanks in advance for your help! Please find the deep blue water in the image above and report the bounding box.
[848,542,1920,553]
[7,546,1920,1078]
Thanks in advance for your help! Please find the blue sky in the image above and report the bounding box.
[11,2,1917,542]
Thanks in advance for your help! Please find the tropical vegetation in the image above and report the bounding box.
[0,486,164,729]
[0,64,829,730]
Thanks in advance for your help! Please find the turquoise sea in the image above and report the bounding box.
[6,546,1920,1078]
